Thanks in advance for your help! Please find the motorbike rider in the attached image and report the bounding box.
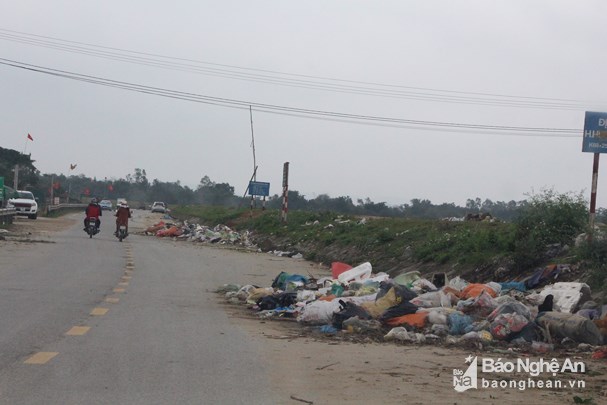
[114,200,131,236]
[84,197,102,231]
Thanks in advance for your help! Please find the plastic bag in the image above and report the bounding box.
[393,271,421,288]
[490,313,529,340]
[499,281,527,292]
[487,301,532,322]
[384,312,428,328]
[464,320,490,333]
[427,311,448,325]
[361,286,400,318]
[257,292,297,311]
[456,291,497,318]
[296,290,317,303]
[536,312,603,345]
[270,272,308,291]
[448,312,473,335]
[431,324,449,336]
[448,276,469,291]
[384,328,427,344]
[410,291,442,308]
[380,300,419,321]
[384,327,411,342]
[411,278,437,293]
[460,283,498,299]
[376,281,417,302]
[332,300,373,329]
[247,287,275,303]
[297,295,376,324]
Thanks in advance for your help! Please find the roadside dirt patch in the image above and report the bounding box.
[1,214,77,241]
[220,296,607,405]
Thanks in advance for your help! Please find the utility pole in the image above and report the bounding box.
[250,106,257,210]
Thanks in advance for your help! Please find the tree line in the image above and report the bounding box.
[0,145,595,222]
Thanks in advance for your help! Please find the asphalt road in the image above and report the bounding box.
[0,211,291,404]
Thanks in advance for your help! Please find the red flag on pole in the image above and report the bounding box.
[27,133,33,141]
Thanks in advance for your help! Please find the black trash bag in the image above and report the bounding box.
[257,292,297,311]
[332,300,373,330]
[380,301,419,322]
[258,296,280,311]
[376,281,417,302]
[276,292,297,307]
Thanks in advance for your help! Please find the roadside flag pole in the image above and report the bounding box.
[16,133,33,190]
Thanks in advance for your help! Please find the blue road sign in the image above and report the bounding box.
[583,111,607,153]
[248,181,270,196]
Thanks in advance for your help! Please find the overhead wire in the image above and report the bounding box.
[0,28,601,110]
[0,58,581,137]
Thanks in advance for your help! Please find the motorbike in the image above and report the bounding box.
[86,217,99,238]
[116,224,128,242]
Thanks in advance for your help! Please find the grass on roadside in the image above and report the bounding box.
[171,205,517,270]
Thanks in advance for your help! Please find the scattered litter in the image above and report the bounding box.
[216,259,606,355]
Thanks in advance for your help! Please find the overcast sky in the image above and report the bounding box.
[2,1,607,207]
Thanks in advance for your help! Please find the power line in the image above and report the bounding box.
[0,27,602,111]
[0,57,581,137]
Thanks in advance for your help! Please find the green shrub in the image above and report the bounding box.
[513,189,587,270]
[575,240,607,292]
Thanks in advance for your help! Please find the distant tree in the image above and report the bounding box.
[0,146,40,195]
[133,168,148,186]
[404,199,434,218]
[196,175,236,206]
[465,197,482,211]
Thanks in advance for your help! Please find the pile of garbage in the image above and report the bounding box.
[144,221,256,248]
[219,261,607,354]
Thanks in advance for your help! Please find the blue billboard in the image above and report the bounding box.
[582,111,607,153]
[248,181,270,196]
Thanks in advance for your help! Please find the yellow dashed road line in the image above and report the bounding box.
[24,352,58,364]
[28,247,134,364]
[90,308,109,316]
[66,326,91,336]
